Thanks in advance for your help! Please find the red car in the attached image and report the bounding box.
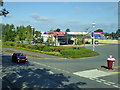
[12,53,28,63]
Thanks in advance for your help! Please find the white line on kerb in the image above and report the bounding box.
[103,82,111,85]
[32,61,71,74]
[113,85,119,88]
[95,80,102,83]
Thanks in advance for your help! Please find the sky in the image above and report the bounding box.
[1,2,118,33]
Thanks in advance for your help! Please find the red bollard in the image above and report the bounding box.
[107,55,115,70]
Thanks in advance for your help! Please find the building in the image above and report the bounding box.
[41,32,88,46]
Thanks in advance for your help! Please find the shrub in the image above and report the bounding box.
[52,46,73,52]
[73,46,85,49]
[37,45,45,51]
[15,43,22,47]
[10,42,15,46]
[21,44,27,48]
[77,41,82,45]
[42,46,53,52]
[26,45,35,49]
[3,41,15,46]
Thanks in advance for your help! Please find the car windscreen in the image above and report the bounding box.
[17,53,24,56]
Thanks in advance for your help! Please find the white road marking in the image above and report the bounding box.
[95,80,102,83]
[47,71,54,74]
[32,61,71,74]
[103,82,111,85]
[99,79,106,82]
[113,85,119,88]
[107,82,116,85]
[73,69,115,78]
[73,69,119,88]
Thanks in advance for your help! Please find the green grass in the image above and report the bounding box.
[2,41,99,58]
[60,48,99,58]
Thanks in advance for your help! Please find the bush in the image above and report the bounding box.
[52,46,73,52]
[77,40,82,45]
[73,46,85,49]
[21,44,27,48]
[15,43,22,47]
[10,42,15,46]
[42,46,53,52]
[26,45,35,49]
[3,41,15,46]
[37,45,46,51]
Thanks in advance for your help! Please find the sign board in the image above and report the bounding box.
[53,32,66,35]
[67,32,88,35]
[93,32,103,35]
[43,32,66,35]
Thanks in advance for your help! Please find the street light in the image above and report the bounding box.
[92,23,95,51]
[31,26,34,36]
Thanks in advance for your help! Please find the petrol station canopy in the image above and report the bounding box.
[42,32,88,35]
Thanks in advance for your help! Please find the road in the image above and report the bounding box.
[2,44,120,89]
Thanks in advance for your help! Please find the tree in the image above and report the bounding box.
[116,29,120,37]
[54,28,61,32]
[0,0,9,17]
[25,25,33,43]
[65,28,70,32]
[49,29,54,33]
[94,29,103,32]
[37,37,43,43]
[0,0,3,6]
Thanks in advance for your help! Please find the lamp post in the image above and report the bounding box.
[31,26,34,44]
[92,23,95,51]
[31,26,34,36]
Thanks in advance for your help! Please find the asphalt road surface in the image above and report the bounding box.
[2,44,120,89]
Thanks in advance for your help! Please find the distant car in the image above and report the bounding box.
[60,40,66,45]
[12,53,28,63]
[95,40,99,44]
[42,42,50,45]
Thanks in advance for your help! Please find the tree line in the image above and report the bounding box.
[1,24,120,44]
[1,24,71,44]
[94,29,120,39]
[1,24,42,43]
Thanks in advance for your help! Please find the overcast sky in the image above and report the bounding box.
[2,2,118,33]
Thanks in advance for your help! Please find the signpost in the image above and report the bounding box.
[92,23,95,51]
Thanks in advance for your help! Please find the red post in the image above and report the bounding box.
[107,55,115,70]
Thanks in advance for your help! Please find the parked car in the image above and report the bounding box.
[60,40,66,45]
[95,40,99,44]
[42,42,50,45]
[12,53,28,63]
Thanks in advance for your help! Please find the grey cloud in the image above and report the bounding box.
[10,19,31,25]
[30,13,51,21]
